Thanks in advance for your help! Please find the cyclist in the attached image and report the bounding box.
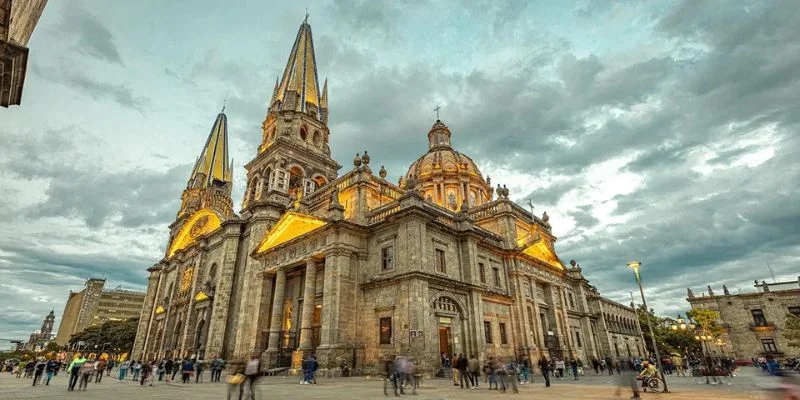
[638,361,659,392]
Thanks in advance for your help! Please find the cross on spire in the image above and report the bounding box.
[304,8,309,23]
[434,105,441,120]
[221,99,226,113]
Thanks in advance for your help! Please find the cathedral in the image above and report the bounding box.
[132,18,643,374]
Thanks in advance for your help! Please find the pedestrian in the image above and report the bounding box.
[67,354,87,391]
[158,360,166,381]
[78,359,95,391]
[164,358,174,382]
[571,358,579,380]
[555,359,565,379]
[486,357,498,389]
[182,359,193,384]
[520,355,530,384]
[456,353,469,388]
[131,360,142,381]
[118,359,130,381]
[195,358,205,383]
[45,359,57,385]
[504,359,519,393]
[538,356,551,388]
[243,353,261,400]
[140,360,152,386]
[94,357,106,383]
[496,357,509,393]
[215,356,227,382]
[106,359,114,376]
[468,355,480,389]
[606,356,614,376]
[307,355,318,384]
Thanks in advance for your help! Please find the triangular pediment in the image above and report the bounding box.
[255,211,327,255]
[154,305,166,315]
[522,240,564,270]
[194,291,209,302]
[167,209,223,258]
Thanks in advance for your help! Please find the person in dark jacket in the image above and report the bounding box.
[456,354,469,388]
[538,356,551,388]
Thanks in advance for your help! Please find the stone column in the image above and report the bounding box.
[266,268,287,353]
[298,259,317,350]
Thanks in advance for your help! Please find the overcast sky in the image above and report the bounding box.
[1,0,798,347]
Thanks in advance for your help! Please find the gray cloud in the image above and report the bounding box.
[60,5,124,65]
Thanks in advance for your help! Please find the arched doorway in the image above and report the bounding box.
[431,295,466,365]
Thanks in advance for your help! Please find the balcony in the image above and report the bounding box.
[749,322,777,332]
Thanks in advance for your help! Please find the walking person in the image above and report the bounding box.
[242,353,261,400]
[94,358,106,383]
[456,354,469,388]
[32,358,46,386]
[486,357,498,389]
[504,359,519,393]
[172,358,181,381]
[496,357,509,393]
[555,359,565,379]
[571,358,579,380]
[538,356,551,388]
[157,360,166,381]
[131,360,141,381]
[67,354,86,391]
[118,359,130,381]
[606,356,614,376]
[164,358,174,382]
[195,358,205,383]
[45,359,57,385]
[214,356,226,382]
[468,355,480,389]
[140,360,152,386]
[78,359,95,391]
[520,356,530,384]
[182,359,193,384]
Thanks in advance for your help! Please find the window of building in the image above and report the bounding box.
[568,293,575,309]
[484,321,493,344]
[789,306,800,317]
[379,317,392,345]
[499,323,508,344]
[574,331,582,347]
[751,309,767,326]
[478,263,486,283]
[527,283,533,297]
[492,267,501,287]
[381,246,394,271]
[761,338,778,353]
[435,249,446,273]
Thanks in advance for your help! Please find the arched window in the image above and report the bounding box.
[313,175,327,189]
[208,263,218,281]
[312,130,322,147]
[194,319,206,350]
[172,320,182,349]
[300,127,308,141]
[288,166,305,197]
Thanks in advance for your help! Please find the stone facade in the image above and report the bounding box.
[131,18,641,375]
[0,0,47,107]
[687,279,800,358]
[54,278,145,346]
[25,310,55,350]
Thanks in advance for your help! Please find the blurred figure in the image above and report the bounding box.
[613,361,641,399]
[45,358,57,385]
[538,356,551,388]
[468,354,480,388]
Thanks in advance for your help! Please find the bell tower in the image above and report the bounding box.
[242,17,340,210]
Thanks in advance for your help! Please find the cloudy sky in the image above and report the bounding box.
[1,0,798,347]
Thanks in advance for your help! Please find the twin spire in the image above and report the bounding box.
[188,109,232,189]
[269,17,327,122]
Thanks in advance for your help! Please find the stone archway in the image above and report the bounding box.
[429,295,467,371]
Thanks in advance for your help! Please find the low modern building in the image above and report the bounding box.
[55,278,146,346]
[687,278,800,358]
[0,0,47,107]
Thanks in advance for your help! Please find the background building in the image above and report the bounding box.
[132,18,641,375]
[0,0,47,107]
[55,278,145,346]
[687,278,800,358]
[24,310,55,350]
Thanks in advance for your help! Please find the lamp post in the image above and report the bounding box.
[671,314,709,384]
[627,261,669,393]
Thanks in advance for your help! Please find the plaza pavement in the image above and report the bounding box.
[0,367,780,400]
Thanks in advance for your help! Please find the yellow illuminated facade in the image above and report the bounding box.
[167,209,222,258]
[254,212,327,254]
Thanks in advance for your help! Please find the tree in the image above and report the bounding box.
[686,309,722,335]
[69,318,139,353]
[636,306,700,356]
[785,314,800,348]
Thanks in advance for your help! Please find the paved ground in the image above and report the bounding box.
[1,367,781,399]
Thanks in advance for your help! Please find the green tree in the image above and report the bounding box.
[69,318,139,354]
[785,314,800,348]
[636,306,700,356]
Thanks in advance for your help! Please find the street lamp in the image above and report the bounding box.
[627,261,669,393]
[671,314,711,384]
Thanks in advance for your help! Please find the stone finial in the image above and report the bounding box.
[707,285,714,296]
[405,175,418,191]
[327,187,345,220]
[353,153,362,168]
[569,260,577,267]
[361,150,370,166]
[379,165,387,179]
[754,279,760,286]
[723,285,730,295]
[459,201,469,213]
[501,184,509,197]
[542,211,550,223]
[762,281,770,292]
[329,186,341,206]
[486,175,491,185]
[687,288,695,299]
[496,184,502,197]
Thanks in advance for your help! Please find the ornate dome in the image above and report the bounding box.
[403,120,492,210]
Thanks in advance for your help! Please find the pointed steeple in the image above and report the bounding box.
[189,109,230,188]
[270,76,280,105]
[273,17,323,121]
[320,78,328,108]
